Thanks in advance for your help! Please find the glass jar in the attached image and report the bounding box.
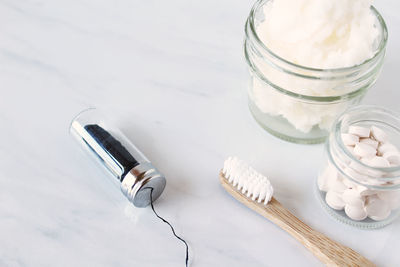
[317,105,400,229]
[244,0,388,144]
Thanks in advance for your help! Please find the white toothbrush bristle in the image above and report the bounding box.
[222,157,273,205]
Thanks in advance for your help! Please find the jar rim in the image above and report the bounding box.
[331,105,400,188]
[247,0,388,73]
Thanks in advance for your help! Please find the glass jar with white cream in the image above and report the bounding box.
[244,0,388,144]
[317,106,400,229]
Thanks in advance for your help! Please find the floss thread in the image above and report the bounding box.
[149,188,189,267]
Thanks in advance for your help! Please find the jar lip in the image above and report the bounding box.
[326,140,400,192]
[334,105,400,175]
[247,0,388,73]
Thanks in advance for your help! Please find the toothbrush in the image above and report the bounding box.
[219,157,375,267]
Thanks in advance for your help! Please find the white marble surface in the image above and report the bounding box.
[1,0,400,266]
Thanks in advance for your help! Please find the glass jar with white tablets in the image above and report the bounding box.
[317,105,400,229]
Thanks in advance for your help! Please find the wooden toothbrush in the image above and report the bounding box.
[220,157,375,267]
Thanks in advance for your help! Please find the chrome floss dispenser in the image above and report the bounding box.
[70,109,189,266]
[70,108,166,207]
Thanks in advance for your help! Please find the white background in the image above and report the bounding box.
[0,0,399,266]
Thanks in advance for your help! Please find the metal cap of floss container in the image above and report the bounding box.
[70,108,166,207]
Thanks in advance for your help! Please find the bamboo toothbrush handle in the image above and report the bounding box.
[264,198,374,267]
[220,175,375,267]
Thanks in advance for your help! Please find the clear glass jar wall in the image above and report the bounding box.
[244,0,388,144]
[317,106,400,229]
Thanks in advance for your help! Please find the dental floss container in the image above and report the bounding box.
[70,108,166,207]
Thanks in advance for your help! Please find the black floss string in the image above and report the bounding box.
[148,187,189,267]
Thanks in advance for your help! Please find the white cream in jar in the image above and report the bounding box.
[257,0,378,69]
[250,0,380,133]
